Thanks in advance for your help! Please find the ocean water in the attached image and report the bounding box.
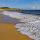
[22,10,40,15]
[0,10,40,40]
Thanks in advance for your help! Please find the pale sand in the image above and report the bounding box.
[0,23,32,40]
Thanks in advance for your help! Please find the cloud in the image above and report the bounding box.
[0,3,40,10]
[0,4,11,7]
[24,3,40,10]
[0,4,7,7]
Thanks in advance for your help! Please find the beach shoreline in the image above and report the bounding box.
[0,23,32,40]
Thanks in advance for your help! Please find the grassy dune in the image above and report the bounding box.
[0,8,17,11]
[0,23,32,40]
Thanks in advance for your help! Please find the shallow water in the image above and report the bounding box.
[0,11,32,40]
[0,11,40,40]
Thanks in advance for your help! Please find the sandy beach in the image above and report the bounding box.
[0,23,32,40]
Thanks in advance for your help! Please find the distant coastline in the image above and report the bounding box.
[0,7,40,15]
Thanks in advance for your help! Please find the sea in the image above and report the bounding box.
[21,10,40,15]
[0,10,40,40]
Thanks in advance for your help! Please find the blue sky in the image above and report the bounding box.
[0,0,40,9]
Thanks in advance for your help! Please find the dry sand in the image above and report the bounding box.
[0,23,32,40]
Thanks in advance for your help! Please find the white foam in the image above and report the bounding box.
[2,11,40,40]
[3,11,24,19]
[16,15,40,40]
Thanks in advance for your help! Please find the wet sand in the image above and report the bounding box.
[0,11,32,40]
[0,23,32,40]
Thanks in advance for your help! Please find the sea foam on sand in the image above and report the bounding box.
[3,11,40,40]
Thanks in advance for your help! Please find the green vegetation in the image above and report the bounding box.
[0,7,20,11]
[0,7,22,13]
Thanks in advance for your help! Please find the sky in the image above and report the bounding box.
[0,0,40,10]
